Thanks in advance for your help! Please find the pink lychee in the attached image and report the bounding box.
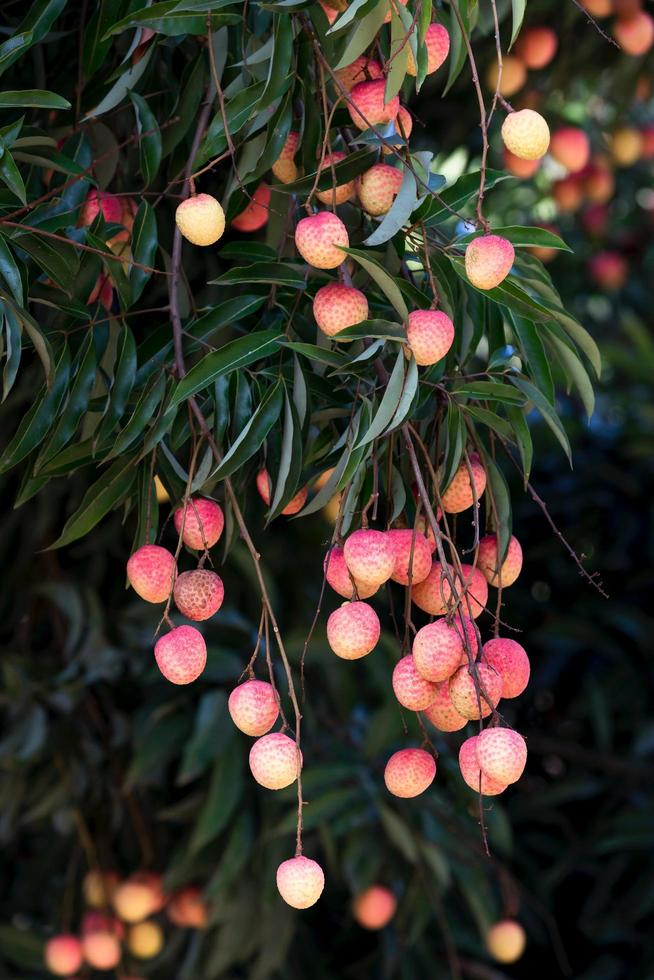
[412,617,474,682]
[228,679,279,736]
[174,497,224,550]
[173,569,224,621]
[613,10,654,55]
[335,56,383,93]
[79,190,123,227]
[465,235,515,290]
[440,453,487,513]
[249,732,302,789]
[407,22,450,76]
[411,561,454,615]
[458,735,507,795]
[295,211,349,269]
[477,534,523,588]
[81,930,121,971]
[353,885,397,930]
[482,637,530,698]
[255,468,308,514]
[476,727,527,784]
[392,655,438,711]
[549,127,591,173]
[384,106,413,154]
[347,79,400,131]
[449,663,502,719]
[343,529,395,587]
[386,528,433,585]
[324,545,378,600]
[231,183,271,232]
[423,680,468,732]
[384,747,436,798]
[357,164,403,216]
[313,282,369,338]
[127,545,176,604]
[406,310,455,366]
[316,151,356,206]
[327,601,380,660]
[454,563,489,620]
[514,27,558,69]
[45,935,83,976]
[154,625,207,685]
[276,855,324,908]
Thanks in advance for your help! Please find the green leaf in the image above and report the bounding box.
[0,89,70,109]
[505,405,533,483]
[364,168,417,247]
[130,201,158,302]
[510,0,527,47]
[439,403,465,493]
[333,319,406,342]
[340,247,409,321]
[129,92,162,188]
[49,455,139,549]
[105,3,240,37]
[275,148,378,196]
[0,234,23,305]
[355,348,406,448]
[82,0,117,75]
[333,4,389,69]
[483,455,512,560]
[547,332,595,419]
[378,803,419,862]
[509,314,555,405]
[83,47,153,120]
[0,33,35,78]
[98,326,137,441]
[459,225,571,252]
[296,405,366,517]
[171,331,283,407]
[211,381,284,481]
[106,372,167,460]
[452,381,526,405]
[189,746,243,852]
[11,228,78,290]
[2,306,21,400]
[35,333,97,467]
[196,81,268,166]
[268,389,304,520]
[420,170,508,226]
[386,9,409,102]
[280,341,347,369]
[211,262,306,288]
[0,150,27,204]
[387,354,418,432]
[510,376,571,464]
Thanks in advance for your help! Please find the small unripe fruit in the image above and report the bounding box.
[353,885,397,929]
[549,127,590,173]
[477,534,523,587]
[175,194,225,246]
[412,617,475,682]
[357,164,403,216]
[295,211,349,269]
[407,22,450,76]
[424,680,468,732]
[128,921,163,959]
[482,637,530,698]
[83,870,118,908]
[503,147,540,178]
[167,886,208,928]
[327,601,380,660]
[347,79,400,131]
[249,732,302,789]
[229,679,279,736]
[611,126,643,166]
[613,11,654,55]
[316,151,356,205]
[477,727,527,784]
[154,625,207,685]
[45,935,83,976]
[458,735,507,795]
[386,528,433,585]
[501,109,550,161]
[392,655,438,711]
[406,309,455,366]
[174,569,224,621]
[272,131,299,184]
[440,453,487,513]
[232,184,271,232]
[456,564,489,620]
[127,545,176,603]
[343,529,395,587]
[486,55,527,97]
[313,282,368,338]
[384,747,436,798]
[589,250,628,290]
[174,497,224,550]
[486,920,527,963]
[255,468,308,514]
[514,27,558,69]
[465,235,515,290]
[80,190,123,227]
[335,56,382,93]
[411,561,454,615]
[449,663,502,719]
[324,545,378,600]
[276,856,324,908]
[81,931,121,970]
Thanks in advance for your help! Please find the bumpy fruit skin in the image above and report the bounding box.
[316,151,356,205]
[335,56,382,93]
[174,569,224,621]
[465,235,515,290]
[313,282,368,338]
[249,732,301,789]
[392,655,438,711]
[407,22,450,76]
[81,931,121,970]
[327,601,380,660]
[384,747,436,798]
[255,468,308,514]
[343,529,395,587]
[324,545,378,600]
[154,625,207,685]
[503,147,540,178]
[449,663,502,719]
[386,528,432,585]
[347,79,400,131]
[128,921,163,959]
[276,856,325,909]
[357,164,403,216]
[406,310,455,366]
[549,127,590,173]
[229,679,279,736]
[482,637,530,698]
[353,885,397,930]
[477,534,523,587]
[174,497,224,550]
[424,681,468,732]
[613,11,654,55]
[412,561,453,615]
[486,920,527,964]
[515,27,558,68]
[589,251,628,290]
[232,184,271,232]
[412,617,471,682]
[80,190,123,227]
[611,126,643,166]
[456,564,489,619]
[127,545,176,603]
[272,131,299,184]
[458,735,507,795]
[295,211,349,269]
[167,886,208,928]
[501,109,550,161]
[175,194,225,246]
[440,453,487,513]
[486,55,526,96]
[477,728,527,784]
[45,935,83,976]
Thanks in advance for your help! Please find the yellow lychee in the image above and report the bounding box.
[175,194,225,246]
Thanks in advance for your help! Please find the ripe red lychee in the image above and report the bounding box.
[80,190,123,227]
[515,27,558,68]
[327,601,380,660]
[127,545,176,604]
[249,732,301,789]
[343,528,395,587]
[353,885,397,930]
[412,617,476,682]
[384,747,436,798]
[613,10,654,54]
[357,163,403,216]
[406,309,455,366]
[440,453,487,513]
[424,680,468,732]
[347,79,400,131]
[295,211,349,269]
[449,663,502,719]
[411,561,454,615]
[45,935,83,976]
[482,637,530,698]
[501,109,550,161]
[486,920,527,963]
[335,56,382,93]
[231,184,271,232]
[477,534,523,588]
[392,655,438,711]
[173,569,224,621]
[386,528,432,585]
[81,927,122,971]
[552,174,584,212]
[324,545,378,600]
[407,22,450,76]
[503,147,540,178]
[167,886,208,928]
[465,235,515,290]
[458,735,507,795]
[589,250,628,290]
[476,727,527,784]
[549,127,590,173]
[228,679,279,736]
[584,159,615,203]
[276,856,324,908]
[272,131,299,184]
[456,564,489,619]
[313,282,368,338]
[175,194,225,246]
[174,497,224,550]
[154,625,207,685]
[486,55,527,96]
[255,468,308,514]
[316,151,356,205]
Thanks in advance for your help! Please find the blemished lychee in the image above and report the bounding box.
[228,679,279,736]
[486,920,527,964]
[353,885,397,930]
[406,309,455,366]
[503,147,541,178]
[81,931,121,970]
[255,468,308,514]
[335,56,382,93]
[412,617,474,682]
[386,528,432,585]
[347,79,400,131]
[249,732,302,789]
[465,235,515,290]
[324,545,378,600]
[501,109,550,161]
[174,497,224,550]
[154,625,207,685]
[486,55,527,97]
[515,27,558,68]
[411,561,454,615]
[477,727,527,784]
[127,545,176,604]
[313,282,369,338]
[482,637,530,698]
[611,126,643,166]
[392,655,438,711]
[477,534,523,588]
[45,935,83,976]
[343,528,396,587]
[83,870,119,908]
[458,735,507,795]
[175,194,225,246]
[231,183,271,232]
[440,453,487,513]
[167,886,208,928]
[407,22,450,75]
[357,164,403,216]
[79,190,123,227]
[424,680,468,732]
[316,151,356,206]
[295,211,349,269]
[449,663,502,719]
[384,106,413,154]
[327,601,380,660]
[173,569,224,621]
[276,856,325,908]
[272,131,299,184]
[384,747,436,798]
[128,921,163,959]
[549,127,590,173]
[112,878,158,923]
[589,250,628,290]
[613,11,654,55]
[456,564,489,619]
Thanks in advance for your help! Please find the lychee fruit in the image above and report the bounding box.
[335,56,382,93]
[406,309,455,366]
[482,637,530,698]
[458,735,507,795]
[173,569,224,621]
[357,164,403,216]
[174,497,224,550]
[580,0,611,13]
[83,870,118,908]
[642,124,654,159]
[79,190,123,227]
[613,10,654,55]
[486,920,527,964]
[477,534,523,588]
[384,747,436,798]
[128,921,163,959]
[44,935,83,976]
[112,877,159,923]
[255,468,308,514]
[324,545,378,600]
[411,561,454,615]
[127,545,176,603]
[313,282,368,338]
[272,131,299,184]
[456,564,489,619]
[406,22,450,76]
[549,127,590,173]
[440,453,487,513]
[353,885,397,930]
[423,680,468,732]
[449,663,502,719]
[154,625,207,685]
[249,732,302,789]
[327,601,380,660]
[476,727,527,784]
[514,27,558,68]
[295,211,349,269]
[465,235,515,290]
[392,655,438,711]
[386,528,433,585]
[584,159,615,203]
[81,912,123,939]
[589,250,628,290]
[611,126,643,166]
[231,184,271,232]
[486,55,527,96]
[501,109,550,161]
[503,147,541,178]
[81,930,121,970]
[347,79,400,131]
[343,528,395,587]
[552,174,585,212]
[412,617,475,682]
[316,150,356,205]
[167,886,208,928]
[229,679,279,736]
[175,194,225,246]
[276,855,324,908]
